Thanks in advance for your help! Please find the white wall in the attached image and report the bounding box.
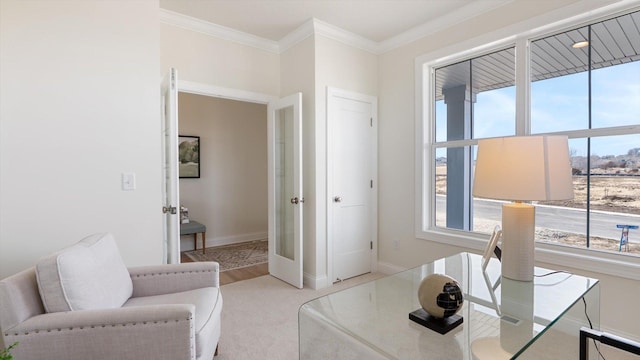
[313,36,378,284]
[0,0,163,278]
[279,34,379,287]
[177,93,268,249]
[377,0,639,339]
[160,24,280,96]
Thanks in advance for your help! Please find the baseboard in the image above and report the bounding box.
[377,261,408,275]
[304,272,329,290]
[180,231,267,251]
[305,263,400,290]
[600,326,639,343]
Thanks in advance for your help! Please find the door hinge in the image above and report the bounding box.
[370,241,373,250]
[162,206,177,214]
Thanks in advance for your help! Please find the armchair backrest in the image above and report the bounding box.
[35,233,133,313]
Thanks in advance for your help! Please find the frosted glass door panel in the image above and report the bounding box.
[275,106,295,260]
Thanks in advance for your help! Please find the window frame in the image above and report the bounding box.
[415,2,640,280]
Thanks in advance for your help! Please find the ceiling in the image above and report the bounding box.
[158,0,510,43]
[159,1,639,97]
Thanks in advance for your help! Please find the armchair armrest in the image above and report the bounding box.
[128,262,220,297]
[4,305,196,360]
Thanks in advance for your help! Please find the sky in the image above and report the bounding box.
[435,60,640,158]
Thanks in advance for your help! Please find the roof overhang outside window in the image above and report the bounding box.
[434,10,640,101]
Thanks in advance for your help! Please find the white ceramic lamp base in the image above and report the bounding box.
[501,202,535,282]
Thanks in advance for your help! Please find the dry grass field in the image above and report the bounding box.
[542,175,640,215]
[435,165,640,255]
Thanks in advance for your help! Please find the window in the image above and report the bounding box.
[419,9,640,264]
[433,48,515,232]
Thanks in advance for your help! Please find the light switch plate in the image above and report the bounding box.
[122,172,136,191]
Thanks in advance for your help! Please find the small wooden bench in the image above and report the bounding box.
[180,220,207,254]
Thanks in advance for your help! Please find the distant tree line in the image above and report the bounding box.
[570,147,640,175]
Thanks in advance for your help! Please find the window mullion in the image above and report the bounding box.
[515,37,531,136]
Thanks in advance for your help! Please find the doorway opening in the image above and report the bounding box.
[175,86,271,284]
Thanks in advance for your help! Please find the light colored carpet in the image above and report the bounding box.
[215,273,385,360]
[214,273,637,360]
[184,240,267,271]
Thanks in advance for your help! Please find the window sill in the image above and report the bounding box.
[417,228,640,281]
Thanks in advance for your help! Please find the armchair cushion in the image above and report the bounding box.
[124,287,222,358]
[35,233,133,313]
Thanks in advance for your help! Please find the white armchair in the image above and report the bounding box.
[0,233,222,360]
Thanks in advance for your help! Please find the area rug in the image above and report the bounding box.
[183,239,267,271]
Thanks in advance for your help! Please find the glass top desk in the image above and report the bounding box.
[299,252,600,359]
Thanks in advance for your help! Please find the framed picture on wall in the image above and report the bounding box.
[178,135,200,178]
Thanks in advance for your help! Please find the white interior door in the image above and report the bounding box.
[328,88,377,282]
[268,93,303,288]
[161,68,180,264]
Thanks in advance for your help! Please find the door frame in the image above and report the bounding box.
[162,79,276,259]
[178,80,276,105]
[326,86,378,284]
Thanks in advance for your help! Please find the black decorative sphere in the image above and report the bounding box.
[418,274,464,318]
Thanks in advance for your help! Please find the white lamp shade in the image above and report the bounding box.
[473,135,574,201]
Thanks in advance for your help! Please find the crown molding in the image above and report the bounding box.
[278,18,315,53]
[311,19,379,54]
[160,2,516,55]
[378,0,515,53]
[159,9,279,54]
[278,18,379,54]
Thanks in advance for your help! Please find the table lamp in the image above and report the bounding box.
[473,135,574,281]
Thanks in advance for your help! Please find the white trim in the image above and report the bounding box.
[326,87,378,284]
[161,1,640,56]
[159,9,279,53]
[378,0,515,53]
[415,0,640,281]
[418,229,640,281]
[279,19,315,54]
[160,2,520,55]
[414,1,640,68]
[376,261,408,276]
[303,272,329,290]
[207,232,268,248]
[178,80,277,105]
[536,244,640,281]
[179,231,267,250]
[313,19,379,54]
[600,326,640,343]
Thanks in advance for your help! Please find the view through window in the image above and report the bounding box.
[431,10,640,256]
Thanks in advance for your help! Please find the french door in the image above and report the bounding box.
[161,68,180,264]
[268,93,303,288]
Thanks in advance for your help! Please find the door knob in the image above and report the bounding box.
[291,197,299,204]
[334,196,342,203]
